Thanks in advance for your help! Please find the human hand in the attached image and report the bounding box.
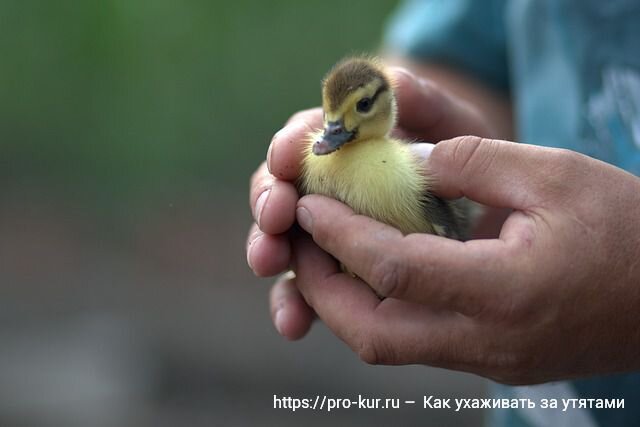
[293,136,640,384]
[247,68,498,339]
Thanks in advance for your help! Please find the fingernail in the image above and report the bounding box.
[246,245,254,271]
[296,207,313,232]
[255,190,270,226]
[269,127,286,171]
[274,307,285,335]
[266,145,273,173]
[409,143,435,161]
[246,231,262,271]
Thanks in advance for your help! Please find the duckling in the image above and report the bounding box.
[299,56,467,239]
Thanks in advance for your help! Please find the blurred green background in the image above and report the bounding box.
[2,0,398,204]
[0,1,484,426]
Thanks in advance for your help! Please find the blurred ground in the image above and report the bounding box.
[0,190,485,426]
[0,1,486,425]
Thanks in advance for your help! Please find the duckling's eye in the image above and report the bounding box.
[356,97,373,113]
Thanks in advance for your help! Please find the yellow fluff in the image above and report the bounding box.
[301,132,435,235]
[298,56,465,239]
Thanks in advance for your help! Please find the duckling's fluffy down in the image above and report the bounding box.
[300,131,436,236]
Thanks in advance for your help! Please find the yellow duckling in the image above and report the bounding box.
[299,56,466,239]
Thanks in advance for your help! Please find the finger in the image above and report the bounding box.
[391,68,492,141]
[424,136,562,209]
[364,299,481,368]
[291,233,481,367]
[268,108,323,181]
[407,143,512,239]
[296,195,514,316]
[249,162,298,234]
[269,271,315,340]
[290,232,381,335]
[246,223,291,277]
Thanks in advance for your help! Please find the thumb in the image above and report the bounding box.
[422,136,559,209]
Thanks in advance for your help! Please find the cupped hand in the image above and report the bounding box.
[293,136,640,384]
[247,67,499,340]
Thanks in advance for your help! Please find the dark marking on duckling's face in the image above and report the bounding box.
[315,57,397,155]
[324,58,388,112]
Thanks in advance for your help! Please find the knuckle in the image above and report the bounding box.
[543,147,579,174]
[554,147,582,164]
[551,148,588,184]
[356,338,379,365]
[354,330,394,365]
[454,136,499,180]
[484,342,540,385]
[530,149,580,204]
[447,135,482,161]
[369,254,410,299]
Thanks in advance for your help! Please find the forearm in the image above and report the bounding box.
[386,55,514,140]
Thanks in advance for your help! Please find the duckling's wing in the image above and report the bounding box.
[423,196,470,241]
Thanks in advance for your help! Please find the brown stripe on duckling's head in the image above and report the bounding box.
[322,57,389,112]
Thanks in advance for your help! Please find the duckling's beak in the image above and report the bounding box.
[313,120,356,155]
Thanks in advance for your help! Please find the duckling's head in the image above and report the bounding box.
[313,57,396,155]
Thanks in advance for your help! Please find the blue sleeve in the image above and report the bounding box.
[384,0,510,91]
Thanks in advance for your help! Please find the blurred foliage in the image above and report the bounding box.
[0,0,397,204]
